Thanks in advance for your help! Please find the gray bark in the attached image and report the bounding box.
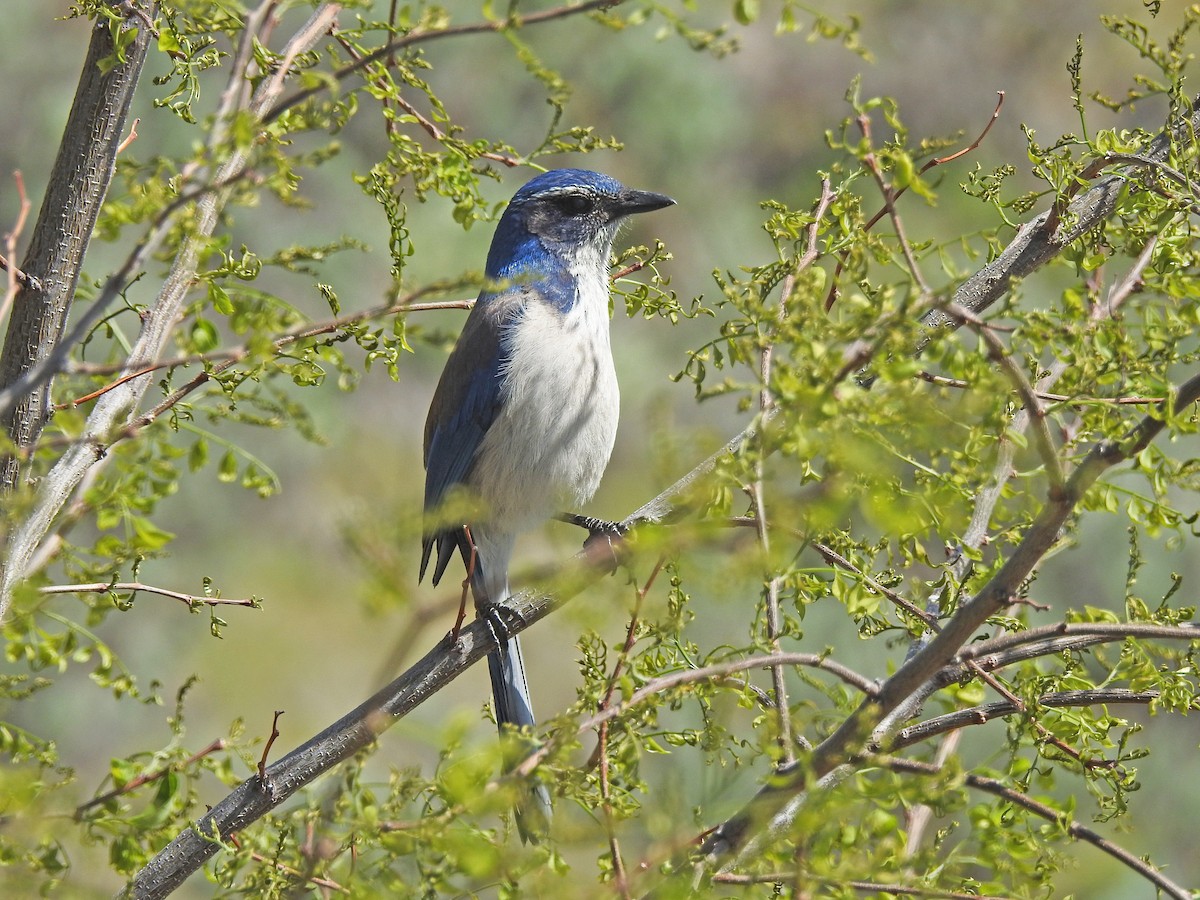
[0,6,152,491]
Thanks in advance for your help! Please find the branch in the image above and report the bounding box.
[571,652,878,742]
[31,286,459,461]
[331,30,521,167]
[811,540,939,628]
[697,371,1200,861]
[891,688,1162,749]
[940,301,1065,491]
[826,91,1005,311]
[59,297,471,383]
[593,563,664,898]
[0,170,35,323]
[752,179,834,766]
[38,581,260,609]
[915,97,1200,343]
[712,872,1012,900]
[857,115,931,297]
[946,620,1200,677]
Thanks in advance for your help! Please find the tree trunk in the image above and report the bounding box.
[0,5,153,491]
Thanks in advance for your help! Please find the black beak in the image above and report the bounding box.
[615,188,676,217]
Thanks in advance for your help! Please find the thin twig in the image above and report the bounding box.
[589,556,666,765]
[116,117,140,154]
[61,298,473,382]
[75,739,226,817]
[892,688,1163,749]
[939,300,1066,490]
[40,287,454,455]
[731,519,941,630]
[827,92,1004,310]
[0,171,35,327]
[226,837,348,893]
[811,541,939,628]
[902,728,961,857]
[263,0,624,124]
[712,872,1013,900]
[750,481,793,762]
[595,558,664,898]
[916,371,1163,405]
[332,30,521,167]
[38,581,260,609]
[749,181,835,764]
[514,652,879,780]
[858,114,931,297]
[964,659,1124,770]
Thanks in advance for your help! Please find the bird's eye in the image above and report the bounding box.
[554,194,593,216]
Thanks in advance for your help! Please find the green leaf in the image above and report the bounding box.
[188,438,208,472]
[734,0,760,25]
[131,516,175,551]
[217,450,238,483]
[208,283,234,316]
[190,318,218,353]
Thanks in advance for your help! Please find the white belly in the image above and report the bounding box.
[470,283,619,532]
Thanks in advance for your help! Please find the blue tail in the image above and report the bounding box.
[487,634,552,842]
[469,531,552,842]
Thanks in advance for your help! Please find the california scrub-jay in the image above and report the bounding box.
[421,168,674,837]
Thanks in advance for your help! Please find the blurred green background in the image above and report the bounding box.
[2,1,1197,895]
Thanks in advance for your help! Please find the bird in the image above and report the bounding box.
[420,168,674,839]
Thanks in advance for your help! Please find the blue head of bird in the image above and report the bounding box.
[484,169,675,285]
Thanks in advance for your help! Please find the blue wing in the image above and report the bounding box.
[421,293,511,584]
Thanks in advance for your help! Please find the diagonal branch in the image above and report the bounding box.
[915,97,1200,343]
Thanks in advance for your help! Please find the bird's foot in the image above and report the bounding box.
[479,600,528,649]
[561,514,628,573]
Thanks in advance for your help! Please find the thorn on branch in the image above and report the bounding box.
[1,170,39,300]
[1010,595,1051,612]
[257,709,285,794]
[117,116,140,154]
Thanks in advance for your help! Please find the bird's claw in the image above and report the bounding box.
[580,517,628,572]
[479,601,527,648]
